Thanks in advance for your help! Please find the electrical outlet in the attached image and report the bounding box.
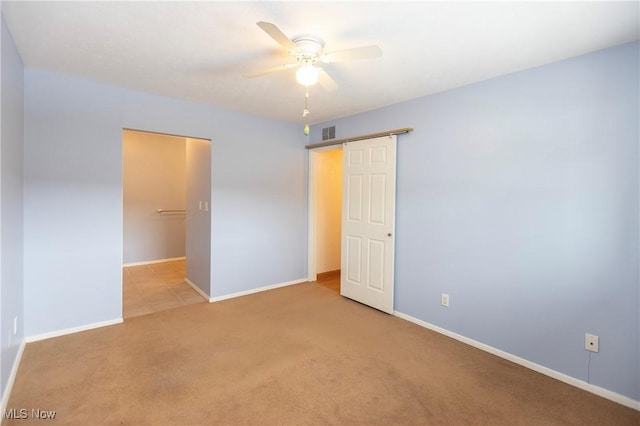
[585,333,599,353]
[441,293,450,307]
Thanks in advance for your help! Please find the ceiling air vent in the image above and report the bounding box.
[322,126,336,141]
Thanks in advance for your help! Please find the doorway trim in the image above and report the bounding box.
[121,128,213,318]
[307,128,412,282]
[307,145,343,282]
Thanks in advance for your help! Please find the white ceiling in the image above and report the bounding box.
[2,1,639,125]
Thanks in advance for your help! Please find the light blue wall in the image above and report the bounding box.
[311,42,639,402]
[23,69,306,336]
[0,13,25,401]
[186,138,212,294]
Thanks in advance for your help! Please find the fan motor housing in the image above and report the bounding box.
[291,34,324,57]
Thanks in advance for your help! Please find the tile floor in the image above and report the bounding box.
[123,259,206,318]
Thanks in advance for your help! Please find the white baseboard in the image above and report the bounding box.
[209,278,308,303]
[25,318,123,343]
[122,257,186,267]
[1,339,26,414]
[185,278,210,301]
[393,311,640,411]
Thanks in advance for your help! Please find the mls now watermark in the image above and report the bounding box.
[3,408,56,420]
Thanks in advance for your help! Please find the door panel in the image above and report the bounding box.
[368,239,385,291]
[369,173,386,224]
[347,174,363,221]
[346,235,362,284]
[340,135,397,313]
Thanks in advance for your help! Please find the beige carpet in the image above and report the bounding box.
[5,281,639,425]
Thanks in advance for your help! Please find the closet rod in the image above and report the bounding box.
[157,209,186,214]
[305,127,413,150]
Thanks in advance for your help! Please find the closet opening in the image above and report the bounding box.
[308,147,343,293]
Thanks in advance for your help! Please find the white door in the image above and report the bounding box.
[341,135,397,313]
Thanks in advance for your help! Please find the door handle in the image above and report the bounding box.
[387,233,392,237]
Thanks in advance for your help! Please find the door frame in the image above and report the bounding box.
[307,145,343,282]
[121,128,213,315]
[307,140,398,304]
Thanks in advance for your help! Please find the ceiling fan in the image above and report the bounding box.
[244,21,382,91]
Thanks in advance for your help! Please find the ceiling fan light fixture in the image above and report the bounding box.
[296,62,320,86]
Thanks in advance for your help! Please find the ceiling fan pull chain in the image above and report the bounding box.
[303,87,310,117]
[303,87,311,135]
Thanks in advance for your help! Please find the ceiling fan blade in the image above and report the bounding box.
[318,68,338,92]
[257,21,296,51]
[243,63,298,79]
[322,45,382,63]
